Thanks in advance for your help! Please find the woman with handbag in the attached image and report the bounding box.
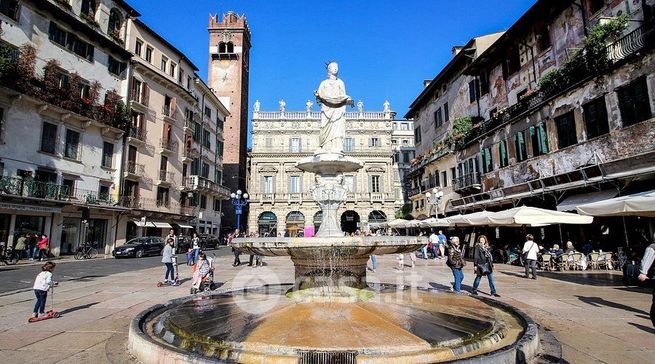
[471,235,500,297]
[446,237,466,293]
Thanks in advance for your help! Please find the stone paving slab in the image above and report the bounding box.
[0,254,653,363]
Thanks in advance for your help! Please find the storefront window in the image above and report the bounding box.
[85,219,107,248]
[14,215,45,237]
[0,214,10,248]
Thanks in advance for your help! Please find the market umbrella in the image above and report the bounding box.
[387,219,411,228]
[576,190,655,217]
[419,217,454,227]
[487,206,593,226]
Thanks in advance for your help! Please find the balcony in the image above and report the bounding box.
[160,139,178,154]
[184,121,195,135]
[607,25,654,64]
[119,196,141,209]
[162,105,176,122]
[261,193,275,204]
[288,193,302,204]
[158,170,175,185]
[0,176,70,201]
[72,188,116,205]
[183,175,231,199]
[453,173,481,193]
[129,89,148,111]
[124,161,145,180]
[127,128,147,145]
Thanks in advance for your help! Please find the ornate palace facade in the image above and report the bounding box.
[247,102,406,236]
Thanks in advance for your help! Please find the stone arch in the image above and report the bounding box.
[257,211,277,237]
[368,210,387,224]
[340,210,360,234]
[285,211,305,237]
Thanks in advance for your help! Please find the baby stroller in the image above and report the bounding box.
[190,255,215,294]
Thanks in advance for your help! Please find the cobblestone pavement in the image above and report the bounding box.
[0,253,653,363]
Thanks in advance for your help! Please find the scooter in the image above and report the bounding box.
[157,256,180,287]
[28,283,60,323]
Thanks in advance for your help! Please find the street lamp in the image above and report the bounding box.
[425,188,444,217]
[230,189,249,231]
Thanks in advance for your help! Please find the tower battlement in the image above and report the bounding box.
[208,12,250,33]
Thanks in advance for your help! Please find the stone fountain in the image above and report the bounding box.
[128,63,541,364]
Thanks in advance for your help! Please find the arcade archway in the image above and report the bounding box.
[341,210,360,234]
[258,212,277,237]
[286,211,305,237]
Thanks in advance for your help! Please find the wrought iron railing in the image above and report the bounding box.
[0,176,70,200]
[128,127,147,142]
[453,173,481,191]
[129,89,148,107]
[607,25,653,63]
[160,139,178,152]
[126,161,145,175]
[158,170,175,183]
[162,105,176,119]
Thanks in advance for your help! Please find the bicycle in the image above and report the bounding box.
[75,242,99,260]
[0,245,19,265]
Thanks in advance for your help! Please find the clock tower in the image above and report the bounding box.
[208,12,251,231]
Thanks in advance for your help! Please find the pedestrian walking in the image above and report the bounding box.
[471,235,500,297]
[161,238,175,284]
[447,236,466,293]
[429,229,439,259]
[14,234,27,260]
[638,241,655,327]
[369,254,377,272]
[166,229,179,253]
[37,234,49,261]
[31,261,56,319]
[229,231,241,266]
[192,233,201,263]
[522,234,539,280]
[27,233,37,261]
[437,230,447,258]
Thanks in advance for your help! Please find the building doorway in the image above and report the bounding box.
[286,211,305,237]
[341,210,360,234]
[258,211,277,237]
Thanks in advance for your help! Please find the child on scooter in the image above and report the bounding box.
[32,261,56,319]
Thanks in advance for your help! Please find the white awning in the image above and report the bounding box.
[557,190,617,212]
[151,221,173,229]
[577,190,655,217]
[177,224,194,229]
[133,220,154,227]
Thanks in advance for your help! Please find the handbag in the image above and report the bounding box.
[478,262,492,276]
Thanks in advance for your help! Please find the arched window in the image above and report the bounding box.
[285,211,305,237]
[258,212,277,236]
[218,42,227,53]
[226,42,234,53]
[108,8,122,35]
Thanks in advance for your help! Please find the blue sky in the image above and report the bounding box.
[128,0,536,142]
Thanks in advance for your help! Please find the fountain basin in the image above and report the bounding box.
[232,236,426,289]
[130,284,537,363]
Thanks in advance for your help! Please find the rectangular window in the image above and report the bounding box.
[434,107,442,128]
[480,70,490,95]
[499,140,509,167]
[370,175,381,193]
[343,137,354,152]
[178,68,184,84]
[160,55,168,72]
[193,122,202,141]
[344,175,356,193]
[214,169,222,184]
[514,131,527,162]
[213,198,221,211]
[99,184,110,200]
[48,22,67,47]
[80,82,90,99]
[102,142,113,168]
[134,39,142,57]
[370,137,380,147]
[414,127,422,144]
[217,140,224,157]
[108,56,126,76]
[160,155,168,172]
[505,47,521,77]
[441,171,447,187]
[156,187,169,206]
[201,162,209,179]
[41,122,57,154]
[145,46,153,63]
[200,194,207,209]
[203,128,211,148]
[169,62,176,78]
[1,0,20,20]
[62,178,74,197]
[65,32,94,61]
[583,96,609,139]
[589,0,604,14]
[529,123,549,157]
[537,24,551,52]
[290,137,301,152]
[468,79,480,103]
[262,176,274,193]
[481,147,493,173]
[64,129,80,159]
[444,102,449,121]
[618,77,652,127]
[555,111,577,149]
[289,176,300,193]
[187,75,192,90]
[204,106,211,118]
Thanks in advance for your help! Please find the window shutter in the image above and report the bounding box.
[379,176,384,194]
[143,83,149,105]
[634,78,652,122]
[368,175,372,193]
[171,97,177,115]
[260,176,266,193]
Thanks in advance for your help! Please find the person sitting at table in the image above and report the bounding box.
[549,244,564,257]
[565,241,576,254]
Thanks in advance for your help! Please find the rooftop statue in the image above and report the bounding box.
[314,62,354,154]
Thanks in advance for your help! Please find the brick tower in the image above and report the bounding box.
[208,12,251,232]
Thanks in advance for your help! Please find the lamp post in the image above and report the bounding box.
[230,189,249,231]
[425,188,444,218]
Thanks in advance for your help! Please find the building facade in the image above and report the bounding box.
[207,12,251,232]
[404,33,503,219]
[0,0,137,255]
[247,102,403,236]
[390,118,415,209]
